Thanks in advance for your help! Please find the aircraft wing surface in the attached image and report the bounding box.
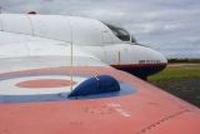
[0,31,200,134]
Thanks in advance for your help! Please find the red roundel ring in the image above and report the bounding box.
[16,79,76,88]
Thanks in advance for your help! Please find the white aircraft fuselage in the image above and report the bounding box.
[0,13,167,79]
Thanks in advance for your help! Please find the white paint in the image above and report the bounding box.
[0,15,3,31]
[30,15,71,42]
[0,75,86,95]
[0,14,32,34]
[0,13,167,73]
[0,14,121,46]
[107,103,131,118]
[80,44,167,65]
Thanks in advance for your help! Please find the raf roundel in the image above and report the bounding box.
[0,67,137,103]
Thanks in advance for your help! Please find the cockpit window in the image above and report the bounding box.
[104,23,131,41]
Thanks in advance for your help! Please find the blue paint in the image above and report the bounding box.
[69,82,135,100]
[68,75,120,97]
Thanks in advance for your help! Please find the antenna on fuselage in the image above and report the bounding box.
[69,20,74,92]
[129,33,132,43]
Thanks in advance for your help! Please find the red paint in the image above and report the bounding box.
[0,66,200,134]
[16,79,76,88]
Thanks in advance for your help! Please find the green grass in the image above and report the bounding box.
[148,64,200,107]
[149,67,200,81]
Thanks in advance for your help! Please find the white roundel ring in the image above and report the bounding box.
[0,75,86,95]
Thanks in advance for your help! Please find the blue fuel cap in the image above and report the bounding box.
[68,75,120,97]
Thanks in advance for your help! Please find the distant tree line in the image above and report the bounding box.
[168,58,200,63]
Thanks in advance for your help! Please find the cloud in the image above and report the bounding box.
[0,0,200,58]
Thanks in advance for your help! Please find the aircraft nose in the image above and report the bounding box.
[152,49,168,73]
[143,47,168,76]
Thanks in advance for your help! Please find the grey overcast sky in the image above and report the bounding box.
[0,0,200,58]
